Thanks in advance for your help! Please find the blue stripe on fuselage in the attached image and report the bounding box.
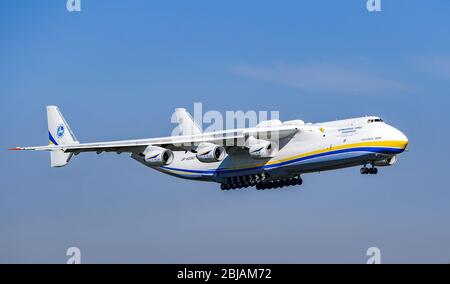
[160,146,403,175]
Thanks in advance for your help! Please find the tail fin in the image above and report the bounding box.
[174,108,202,136]
[47,106,79,167]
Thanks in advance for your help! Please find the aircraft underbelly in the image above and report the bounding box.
[154,148,388,182]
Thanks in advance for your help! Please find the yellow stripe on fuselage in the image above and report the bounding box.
[161,140,408,176]
[219,140,408,171]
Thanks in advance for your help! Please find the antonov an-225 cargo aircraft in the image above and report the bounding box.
[10,106,408,190]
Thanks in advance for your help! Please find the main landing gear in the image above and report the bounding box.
[256,176,302,190]
[360,165,378,175]
[220,174,303,191]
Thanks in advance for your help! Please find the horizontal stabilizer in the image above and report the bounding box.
[50,150,74,168]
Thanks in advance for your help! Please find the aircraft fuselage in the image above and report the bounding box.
[132,116,408,185]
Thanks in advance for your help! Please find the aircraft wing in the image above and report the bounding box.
[11,125,300,154]
[243,125,300,142]
[10,130,247,154]
[9,106,302,167]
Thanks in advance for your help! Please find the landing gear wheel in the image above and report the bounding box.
[373,168,378,174]
[297,177,303,186]
[286,178,293,186]
[360,167,367,174]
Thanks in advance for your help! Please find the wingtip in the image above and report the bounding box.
[8,147,24,151]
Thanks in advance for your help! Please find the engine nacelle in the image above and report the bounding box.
[248,139,276,159]
[144,146,174,166]
[374,156,397,167]
[196,142,225,163]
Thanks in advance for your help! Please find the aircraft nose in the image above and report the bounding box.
[394,128,409,150]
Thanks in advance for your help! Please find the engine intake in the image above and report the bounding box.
[247,137,276,159]
[374,156,397,167]
[196,142,225,163]
[249,144,274,159]
[143,146,174,166]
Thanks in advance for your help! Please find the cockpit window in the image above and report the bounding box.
[368,118,383,123]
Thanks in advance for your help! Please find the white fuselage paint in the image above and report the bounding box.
[132,116,408,183]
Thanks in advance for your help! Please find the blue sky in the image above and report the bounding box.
[1,0,450,263]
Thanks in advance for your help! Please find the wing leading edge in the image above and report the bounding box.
[10,106,302,167]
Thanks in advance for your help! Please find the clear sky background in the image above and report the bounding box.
[1,0,449,263]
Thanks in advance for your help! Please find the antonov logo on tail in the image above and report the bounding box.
[56,125,65,138]
[10,106,408,191]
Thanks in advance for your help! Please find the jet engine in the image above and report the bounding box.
[195,142,225,163]
[374,156,397,167]
[143,146,174,166]
[247,138,276,159]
